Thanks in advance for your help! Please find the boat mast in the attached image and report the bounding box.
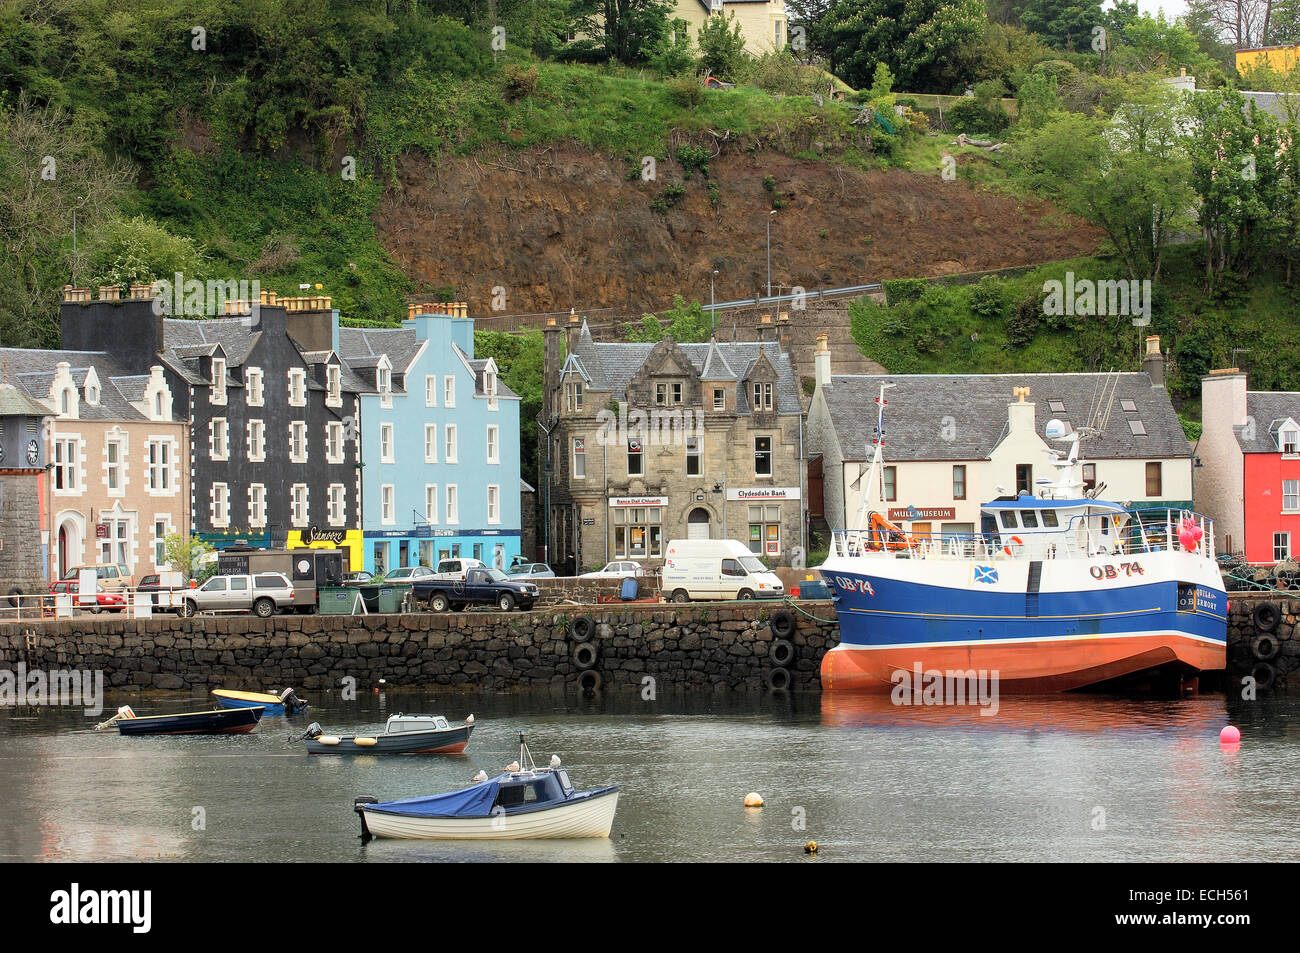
[851,382,894,532]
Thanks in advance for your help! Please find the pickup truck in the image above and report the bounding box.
[412,567,539,613]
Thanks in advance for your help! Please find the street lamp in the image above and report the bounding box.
[766,210,776,298]
[710,269,719,332]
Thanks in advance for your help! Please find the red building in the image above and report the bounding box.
[1198,369,1300,563]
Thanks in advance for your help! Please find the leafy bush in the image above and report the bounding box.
[666,77,704,108]
[503,63,539,100]
[883,278,928,305]
[944,98,1009,136]
[1005,295,1041,348]
[968,276,1009,319]
[676,143,711,179]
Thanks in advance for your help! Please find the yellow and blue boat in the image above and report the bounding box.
[212,688,308,716]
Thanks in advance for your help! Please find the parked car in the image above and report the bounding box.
[507,562,555,579]
[61,563,133,592]
[344,570,374,584]
[661,539,784,602]
[180,573,295,618]
[45,579,126,613]
[412,567,539,613]
[579,560,646,579]
[432,558,487,581]
[379,565,437,582]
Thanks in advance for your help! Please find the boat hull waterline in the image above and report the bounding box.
[306,723,473,755]
[360,789,620,839]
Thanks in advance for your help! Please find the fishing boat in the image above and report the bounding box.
[95,705,265,735]
[297,713,474,755]
[819,383,1228,693]
[212,687,308,716]
[353,733,619,840]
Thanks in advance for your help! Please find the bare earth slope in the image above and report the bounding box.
[376,146,1102,315]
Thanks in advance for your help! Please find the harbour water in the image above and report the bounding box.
[2,690,1298,863]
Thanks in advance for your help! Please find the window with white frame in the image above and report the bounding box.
[212,483,230,526]
[211,358,227,405]
[377,364,391,400]
[1283,427,1300,455]
[1285,480,1299,512]
[290,484,308,526]
[425,375,437,407]
[445,484,458,523]
[444,375,455,408]
[84,379,99,406]
[248,485,266,527]
[326,364,341,406]
[211,418,229,461]
[288,368,307,406]
[153,518,169,567]
[380,423,394,463]
[245,367,264,406]
[105,437,124,492]
[290,420,307,463]
[424,424,438,463]
[248,419,266,462]
[572,437,586,479]
[327,484,346,526]
[325,421,343,464]
[424,485,438,524]
[53,437,79,490]
[147,439,170,491]
[1275,532,1291,562]
[748,504,782,555]
[751,381,773,412]
[381,484,395,524]
[100,516,130,567]
[713,388,725,411]
[486,425,499,464]
[445,424,458,463]
[487,484,500,523]
[486,368,497,410]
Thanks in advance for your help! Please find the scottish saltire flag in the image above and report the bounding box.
[974,566,998,584]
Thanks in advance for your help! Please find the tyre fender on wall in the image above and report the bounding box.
[1254,602,1281,633]
[770,609,796,638]
[570,615,595,642]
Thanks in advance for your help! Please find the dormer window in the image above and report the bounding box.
[326,364,341,406]
[751,382,773,412]
[60,388,74,416]
[1282,427,1299,456]
[566,381,584,412]
[377,366,391,395]
[211,358,227,405]
[655,381,685,406]
[155,392,164,417]
[85,383,99,405]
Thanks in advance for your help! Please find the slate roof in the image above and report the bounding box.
[0,347,174,422]
[0,381,51,418]
[573,323,800,414]
[163,317,260,366]
[823,372,1189,462]
[1239,392,1300,452]
[468,358,520,400]
[338,327,425,375]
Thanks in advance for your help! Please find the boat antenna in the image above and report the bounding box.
[850,381,895,533]
[519,731,536,772]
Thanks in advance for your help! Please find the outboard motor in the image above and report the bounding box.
[288,722,323,744]
[279,687,306,713]
[354,796,379,841]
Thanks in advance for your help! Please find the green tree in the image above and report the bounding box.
[623,295,713,342]
[1010,79,1194,279]
[162,531,213,582]
[86,216,205,292]
[475,329,544,482]
[572,0,674,64]
[822,0,987,93]
[698,11,748,82]
[1019,0,1105,51]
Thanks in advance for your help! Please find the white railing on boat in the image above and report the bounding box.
[830,508,1217,563]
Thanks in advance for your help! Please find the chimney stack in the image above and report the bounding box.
[1143,334,1165,387]
[814,333,831,390]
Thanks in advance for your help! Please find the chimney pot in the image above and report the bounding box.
[97,285,120,301]
[547,317,557,327]
[760,314,771,324]
[778,311,789,322]
[1145,334,1160,356]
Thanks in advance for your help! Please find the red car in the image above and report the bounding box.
[45,579,126,613]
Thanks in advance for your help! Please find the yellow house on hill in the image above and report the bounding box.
[1236,42,1300,75]
[673,0,789,55]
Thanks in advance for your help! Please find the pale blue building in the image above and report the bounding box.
[339,305,522,574]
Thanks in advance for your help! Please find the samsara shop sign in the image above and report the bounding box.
[726,487,801,501]
[609,496,669,507]
[887,507,956,521]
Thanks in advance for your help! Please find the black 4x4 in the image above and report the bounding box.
[412,567,539,612]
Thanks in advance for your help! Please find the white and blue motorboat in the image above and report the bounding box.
[353,734,619,840]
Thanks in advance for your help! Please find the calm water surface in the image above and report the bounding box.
[2,689,1298,862]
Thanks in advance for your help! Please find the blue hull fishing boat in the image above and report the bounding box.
[212,687,308,716]
[96,705,265,735]
[353,733,619,840]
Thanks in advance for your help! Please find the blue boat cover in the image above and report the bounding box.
[372,774,507,818]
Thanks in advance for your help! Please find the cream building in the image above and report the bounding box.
[805,336,1193,540]
[673,0,789,55]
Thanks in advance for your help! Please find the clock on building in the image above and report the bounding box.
[26,439,39,465]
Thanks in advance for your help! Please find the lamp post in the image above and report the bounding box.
[710,269,718,332]
[766,210,776,298]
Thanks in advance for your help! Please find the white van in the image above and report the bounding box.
[661,539,785,602]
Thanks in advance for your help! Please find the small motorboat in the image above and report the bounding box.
[353,733,619,840]
[212,687,308,716]
[296,713,474,755]
[95,705,264,736]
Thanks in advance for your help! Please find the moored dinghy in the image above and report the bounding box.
[353,733,619,840]
[213,687,308,716]
[95,705,265,735]
[297,713,474,754]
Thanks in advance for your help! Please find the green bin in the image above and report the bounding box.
[376,583,412,614]
[319,586,364,615]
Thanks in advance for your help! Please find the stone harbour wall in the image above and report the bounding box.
[1224,592,1300,693]
[0,601,838,694]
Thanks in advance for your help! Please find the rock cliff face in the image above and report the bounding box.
[376,146,1102,317]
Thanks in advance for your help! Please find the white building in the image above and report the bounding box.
[805,335,1193,540]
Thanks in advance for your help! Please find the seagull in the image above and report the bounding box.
[550,755,561,768]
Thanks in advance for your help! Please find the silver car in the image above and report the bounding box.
[181,573,294,618]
